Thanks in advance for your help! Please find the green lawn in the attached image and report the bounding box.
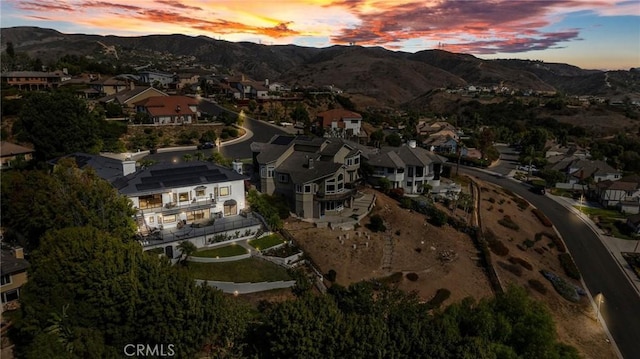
[248,234,284,250]
[573,206,627,220]
[187,258,292,282]
[192,245,248,258]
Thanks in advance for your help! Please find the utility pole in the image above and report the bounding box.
[527,145,534,182]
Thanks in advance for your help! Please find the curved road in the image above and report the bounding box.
[461,167,639,359]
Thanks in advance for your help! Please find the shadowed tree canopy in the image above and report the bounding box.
[12,91,103,161]
[0,158,137,250]
[14,226,232,358]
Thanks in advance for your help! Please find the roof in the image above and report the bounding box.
[552,158,619,178]
[1,250,29,276]
[1,71,62,78]
[0,141,34,157]
[114,161,246,196]
[98,86,168,105]
[135,96,198,117]
[277,152,343,183]
[317,109,362,128]
[49,153,125,183]
[369,144,445,168]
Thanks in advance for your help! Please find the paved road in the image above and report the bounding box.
[144,101,289,163]
[491,144,521,175]
[461,167,639,359]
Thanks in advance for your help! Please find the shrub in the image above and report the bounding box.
[559,253,581,280]
[405,272,419,281]
[389,188,405,200]
[528,279,547,294]
[523,239,535,248]
[498,261,522,276]
[534,248,545,255]
[426,288,451,309]
[395,230,401,236]
[498,215,520,231]
[508,256,533,270]
[498,208,504,213]
[498,199,506,205]
[380,272,403,284]
[513,197,530,210]
[367,214,387,232]
[487,205,494,211]
[532,208,553,227]
[428,208,448,227]
[488,238,509,257]
[548,234,566,253]
[325,269,337,282]
[534,232,543,241]
[488,197,496,203]
[399,197,413,209]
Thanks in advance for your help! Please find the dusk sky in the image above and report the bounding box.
[1,0,639,70]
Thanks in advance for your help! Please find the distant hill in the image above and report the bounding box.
[2,26,638,108]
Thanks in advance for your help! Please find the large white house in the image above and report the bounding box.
[113,161,248,231]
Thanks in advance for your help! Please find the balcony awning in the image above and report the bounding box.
[224,199,237,206]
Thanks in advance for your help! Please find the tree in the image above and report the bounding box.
[385,133,402,147]
[199,130,217,144]
[13,91,103,160]
[370,129,385,147]
[6,41,15,58]
[177,241,197,264]
[16,226,231,358]
[289,104,310,128]
[0,158,137,250]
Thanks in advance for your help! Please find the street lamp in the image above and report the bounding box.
[579,194,585,214]
[595,293,604,323]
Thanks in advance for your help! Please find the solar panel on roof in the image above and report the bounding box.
[271,135,295,145]
[136,182,162,191]
[164,178,199,187]
[205,174,227,182]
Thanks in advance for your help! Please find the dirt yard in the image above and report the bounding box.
[476,179,617,359]
[285,181,617,359]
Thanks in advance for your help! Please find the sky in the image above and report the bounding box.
[1,0,639,70]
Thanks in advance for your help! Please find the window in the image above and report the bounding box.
[1,289,19,303]
[1,275,11,286]
[296,184,303,193]
[337,174,344,191]
[351,119,359,124]
[397,168,404,173]
[219,186,230,196]
[187,210,206,221]
[195,188,206,197]
[407,181,413,187]
[138,194,162,209]
[267,166,275,178]
[408,167,414,177]
[354,157,360,164]
[163,215,176,223]
[416,167,424,177]
[148,216,154,224]
[178,192,189,202]
[386,167,395,174]
[304,184,312,193]
[326,179,336,194]
[260,166,267,177]
[278,173,288,183]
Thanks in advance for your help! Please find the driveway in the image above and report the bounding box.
[460,166,638,359]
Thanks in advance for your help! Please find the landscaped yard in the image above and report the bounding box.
[192,245,248,258]
[574,206,627,220]
[187,258,292,282]
[249,234,284,250]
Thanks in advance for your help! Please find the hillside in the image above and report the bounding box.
[2,26,639,108]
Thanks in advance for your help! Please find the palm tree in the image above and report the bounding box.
[177,241,197,265]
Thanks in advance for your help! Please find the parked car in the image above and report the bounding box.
[530,186,546,195]
[197,142,215,150]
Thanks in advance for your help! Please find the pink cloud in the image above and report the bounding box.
[14,0,73,12]
[154,0,203,11]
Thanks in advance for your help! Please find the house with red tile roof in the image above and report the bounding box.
[316,109,364,140]
[134,96,199,125]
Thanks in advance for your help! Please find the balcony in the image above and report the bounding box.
[314,189,356,201]
[157,199,216,215]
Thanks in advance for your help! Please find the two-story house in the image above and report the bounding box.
[113,161,248,231]
[316,109,363,140]
[1,71,69,90]
[139,71,175,88]
[251,135,363,219]
[98,86,168,117]
[551,158,621,185]
[134,95,199,124]
[1,247,29,308]
[596,175,640,213]
[366,140,445,194]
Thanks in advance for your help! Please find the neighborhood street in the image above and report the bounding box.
[461,166,639,359]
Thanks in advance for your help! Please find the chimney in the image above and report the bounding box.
[122,159,137,176]
[14,247,24,259]
[307,157,314,169]
[408,140,417,149]
[130,81,135,90]
[265,78,269,86]
[232,159,243,175]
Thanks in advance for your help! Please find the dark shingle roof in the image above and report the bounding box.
[49,153,125,183]
[1,250,29,276]
[277,152,343,183]
[115,161,246,195]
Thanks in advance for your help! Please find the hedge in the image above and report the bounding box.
[532,208,553,227]
[509,256,533,271]
[498,215,520,231]
[426,288,451,309]
[558,253,581,280]
[528,279,547,294]
[488,239,509,257]
[498,261,523,277]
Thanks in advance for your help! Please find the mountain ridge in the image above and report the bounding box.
[2,26,638,108]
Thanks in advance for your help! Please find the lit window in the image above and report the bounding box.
[178,192,189,202]
[219,186,230,196]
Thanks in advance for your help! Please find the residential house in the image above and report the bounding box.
[251,135,363,219]
[551,158,621,185]
[316,109,364,140]
[134,95,199,125]
[0,141,34,169]
[91,76,131,96]
[139,71,175,88]
[1,247,29,308]
[170,73,200,91]
[113,161,248,231]
[1,70,70,90]
[366,140,445,194]
[423,133,460,154]
[545,144,590,160]
[626,214,640,236]
[415,120,457,137]
[98,86,168,117]
[596,175,640,213]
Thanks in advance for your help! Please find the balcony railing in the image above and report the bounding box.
[139,200,216,215]
[314,189,356,201]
